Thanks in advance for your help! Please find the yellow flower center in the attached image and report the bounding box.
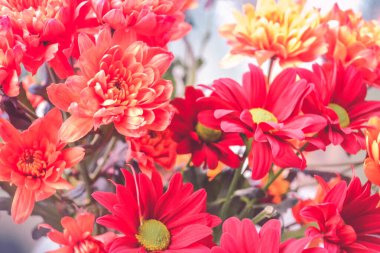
[195,123,222,143]
[136,219,170,251]
[17,149,47,178]
[249,108,278,124]
[328,103,350,128]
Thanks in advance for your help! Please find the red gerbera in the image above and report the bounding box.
[301,176,380,252]
[0,16,24,97]
[0,108,85,223]
[211,217,325,253]
[48,27,173,142]
[202,64,326,179]
[92,168,221,252]
[127,129,177,174]
[90,0,196,47]
[170,86,243,170]
[297,61,380,154]
[43,212,114,253]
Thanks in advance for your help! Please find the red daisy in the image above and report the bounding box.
[297,61,380,154]
[0,108,85,223]
[170,86,243,170]
[211,217,325,253]
[127,129,177,174]
[92,169,221,252]
[202,64,326,179]
[43,212,114,253]
[301,176,380,252]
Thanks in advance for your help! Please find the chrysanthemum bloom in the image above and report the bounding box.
[0,0,94,78]
[127,129,177,174]
[323,4,380,86]
[92,169,220,252]
[297,62,380,154]
[48,27,173,142]
[202,64,326,179]
[364,117,380,186]
[90,0,196,47]
[43,212,114,253]
[219,0,327,67]
[170,86,243,170]
[0,109,84,223]
[0,16,24,97]
[211,217,325,253]
[301,176,380,252]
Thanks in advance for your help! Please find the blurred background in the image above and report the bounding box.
[0,0,379,252]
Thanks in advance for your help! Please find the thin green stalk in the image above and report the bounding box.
[262,168,284,192]
[219,167,242,220]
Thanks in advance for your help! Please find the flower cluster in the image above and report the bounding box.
[1,0,380,253]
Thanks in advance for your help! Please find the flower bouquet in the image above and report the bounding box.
[1,0,380,252]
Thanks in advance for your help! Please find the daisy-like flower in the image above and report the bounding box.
[92,169,221,252]
[127,129,177,174]
[0,0,90,78]
[297,62,380,154]
[219,0,327,67]
[211,217,325,253]
[202,64,326,179]
[91,0,197,47]
[323,4,380,86]
[364,117,380,186]
[0,108,85,224]
[47,27,173,142]
[0,16,24,97]
[301,176,380,252]
[170,86,243,170]
[43,212,114,253]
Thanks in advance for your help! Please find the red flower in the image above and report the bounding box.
[203,64,326,179]
[91,0,196,47]
[301,176,380,252]
[43,212,114,253]
[127,129,177,174]
[92,169,221,252]
[0,0,91,78]
[0,108,85,224]
[170,86,243,170]
[48,27,173,142]
[297,62,380,154]
[0,16,24,97]
[211,217,325,253]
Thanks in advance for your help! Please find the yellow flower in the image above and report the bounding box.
[220,0,327,66]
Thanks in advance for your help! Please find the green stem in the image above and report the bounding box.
[252,206,276,224]
[262,168,284,192]
[220,167,242,220]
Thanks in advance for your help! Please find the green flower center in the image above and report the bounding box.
[249,108,278,124]
[195,123,222,142]
[328,103,350,128]
[136,219,170,251]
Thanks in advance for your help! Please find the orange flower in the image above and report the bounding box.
[364,117,380,186]
[43,212,114,253]
[47,27,174,142]
[127,129,177,174]
[0,16,24,97]
[323,4,380,86]
[0,109,85,223]
[261,168,290,204]
[219,0,327,66]
[91,0,197,46]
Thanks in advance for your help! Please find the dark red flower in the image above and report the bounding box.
[92,169,220,252]
[297,61,380,154]
[170,86,243,170]
[301,176,380,252]
[202,64,326,179]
